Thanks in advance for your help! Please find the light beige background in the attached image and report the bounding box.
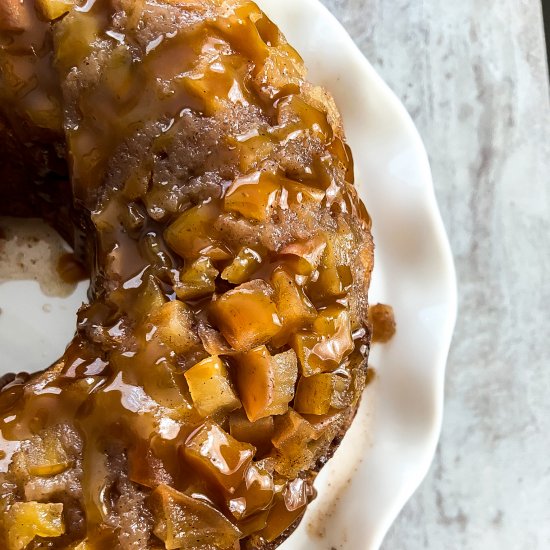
[320,1,550,548]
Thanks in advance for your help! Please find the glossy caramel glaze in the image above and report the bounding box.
[0,1,374,548]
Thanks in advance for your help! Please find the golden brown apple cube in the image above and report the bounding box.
[132,274,166,321]
[271,267,316,347]
[233,346,298,422]
[35,0,73,20]
[209,280,281,351]
[25,432,70,477]
[229,410,274,456]
[291,305,354,376]
[148,300,200,354]
[283,180,325,207]
[224,172,281,221]
[257,490,307,543]
[185,356,241,417]
[173,257,218,301]
[234,133,275,173]
[293,373,350,415]
[5,502,65,550]
[271,409,316,452]
[279,235,327,275]
[164,202,221,259]
[151,484,241,550]
[227,464,274,520]
[183,421,255,494]
[271,410,317,477]
[307,230,354,299]
[277,95,333,141]
[280,236,326,276]
[221,247,263,284]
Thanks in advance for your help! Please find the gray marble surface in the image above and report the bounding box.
[320,0,550,548]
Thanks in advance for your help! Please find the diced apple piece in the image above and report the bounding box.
[271,410,316,451]
[229,410,274,456]
[224,172,280,221]
[25,432,70,477]
[270,410,317,476]
[183,422,255,494]
[185,356,241,417]
[233,347,298,422]
[132,274,166,322]
[277,95,333,141]
[209,280,281,351]
[221,247,263,284]
[291,305,354,376]
[257,490,306,543]
[271,267,316,346]
[148,300,200,354]
[165,202,221,259]
[6,502,65,550]
[307,229,354,300]
[173,257,218,301]
[36,0,73,21]
[293,373,350,415]
[234,133,275,173]
[227,464,274,520]
[151,484,241,550]
[279,235,326,276]
[283,181,325,208]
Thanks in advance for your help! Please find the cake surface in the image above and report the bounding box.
[0,1,374,548]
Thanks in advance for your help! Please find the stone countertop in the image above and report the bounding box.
[320,0,550,548]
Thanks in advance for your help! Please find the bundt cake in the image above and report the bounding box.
[0,0,374,548]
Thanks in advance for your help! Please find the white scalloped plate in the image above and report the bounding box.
[0,1,457,549]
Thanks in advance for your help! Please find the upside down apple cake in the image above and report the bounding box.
[0,0,375,548]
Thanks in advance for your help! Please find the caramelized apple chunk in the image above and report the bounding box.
[35,0,73,21]
[12,432,70,478]
[229,410,274,456]
[221,247,263,284]
[183,421,255,495]
[291,305,354,376]
[151,484,241,550]
[307,229,354,300]
[227,464,274,520]
[224,172,280,221]
[148,300,200,354]
[185,356,241,417]
[5,502,65,550]
[271,410,317,476]
[233,346,298,422]
[209,280,281,351]
[256,479,312,543]
[131,273,166,322]
[279,235,327,276]
[173,257,218,301]
[165,202,222,259]
[294,373,351,415]
[271,267,316,347]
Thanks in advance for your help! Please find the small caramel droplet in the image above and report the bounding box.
[368,303,396,343]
